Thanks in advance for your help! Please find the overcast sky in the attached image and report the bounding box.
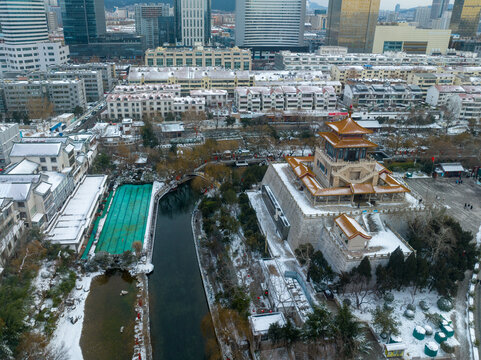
[312,0,442,11]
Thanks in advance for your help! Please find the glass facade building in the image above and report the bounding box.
[59,0,106,45]
[327,0,380,53]
[450,0,481,37]
[235,0,306,49]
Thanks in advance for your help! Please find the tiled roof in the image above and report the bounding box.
[326,116,373,135]
[334,214,372,240]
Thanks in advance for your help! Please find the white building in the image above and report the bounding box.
[190,89,228,107]
[43,70,104,102]
[107,91,205,120]
[0,123,20,168]
[0,0,69,75]
[9,142,76,173]
[0,198,24,272]
[45,175,107,251]
[426,85,481,107]
[235,85,336,113]
[51,63,116,92]
[447,93,481,121]
[274,49,479,71]
[2,79,87,115]
[235,0,306,49]
[343,83,424,110]
[112,84,181,97]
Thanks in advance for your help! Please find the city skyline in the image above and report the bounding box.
[312,0,450,10]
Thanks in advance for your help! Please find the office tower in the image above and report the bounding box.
[0,0,69,73]
[47,11,59,32]
[415,6,432,28]
[59,0,106,45]
[135,3,174,48]
[235,0,306,49]
[450,0,481,36]
[395,4,400,13]
[431,0,449,19]
[327,0,380,53]
[174,0,211,46]
[0,0,49,44]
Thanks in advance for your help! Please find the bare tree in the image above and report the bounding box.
[27,97,54,120]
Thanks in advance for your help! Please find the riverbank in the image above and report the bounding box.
[191,202,230,358]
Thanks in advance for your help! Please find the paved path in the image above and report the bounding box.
[405,177,481,235]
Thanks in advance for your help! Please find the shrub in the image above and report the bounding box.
[437,297,453,312]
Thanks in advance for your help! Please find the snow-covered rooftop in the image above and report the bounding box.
[249,313,286,336]
[6,159,39,175]
[10,143,62,157]
[46,176,107,249]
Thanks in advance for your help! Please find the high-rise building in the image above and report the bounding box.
[0,0,49,44]
[59,0,106,45]
[174,0,211,46]
[395,3,400,13]
[450,0,481,36]
[135,3,174,48]
[431,0,449,19]
[235,0,306,49]
[0,0,69,74]
[415,6,432,28]
[326,0,380,53]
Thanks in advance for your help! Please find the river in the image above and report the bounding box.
[149,184,214,360]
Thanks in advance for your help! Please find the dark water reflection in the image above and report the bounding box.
[149,185,215,360]
[80,271,136,360]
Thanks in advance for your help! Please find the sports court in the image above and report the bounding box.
[95,184,153,254]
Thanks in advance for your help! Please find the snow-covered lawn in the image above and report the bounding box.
[50,272,101,360]
[340,289,460,359]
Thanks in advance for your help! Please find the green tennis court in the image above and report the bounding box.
[96,184,153,254]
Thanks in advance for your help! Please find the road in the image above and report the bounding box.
[64,101,106,133]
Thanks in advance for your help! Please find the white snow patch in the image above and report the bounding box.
[51,272,101,360]
[340,289,457,359]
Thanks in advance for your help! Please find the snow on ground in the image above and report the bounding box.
[248,190,317,320]
[476,225,481,245]
[340,289,457,359]
[51,272,101,360]
[143,181,165,260]
[272,163,331,216]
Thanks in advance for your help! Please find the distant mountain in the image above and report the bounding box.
[104,0,235,11]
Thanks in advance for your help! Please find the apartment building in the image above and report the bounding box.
[407,72,457,95]
[107,92,205,120]
[234,85,336,113]
[2,79,87,114]
[145,46,252,70]
[331,65,438,83]
[128,67,255,95]
[112,84,181,97]
[343,83,423,110]
[51,63,116,92]
[9,142,76,173]
[190,89,228,107]
[275,49,479,71]
[42,70,104,102]
[0,198,24,271]
[426,84,481,107]
[0,123,20,168]
[447,93,481,120]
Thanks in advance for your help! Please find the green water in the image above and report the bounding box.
[149,184,214,360]
[96,184,153,254]
[80,271,137,360]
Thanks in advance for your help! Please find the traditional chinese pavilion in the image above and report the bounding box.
[285,114,409,205]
